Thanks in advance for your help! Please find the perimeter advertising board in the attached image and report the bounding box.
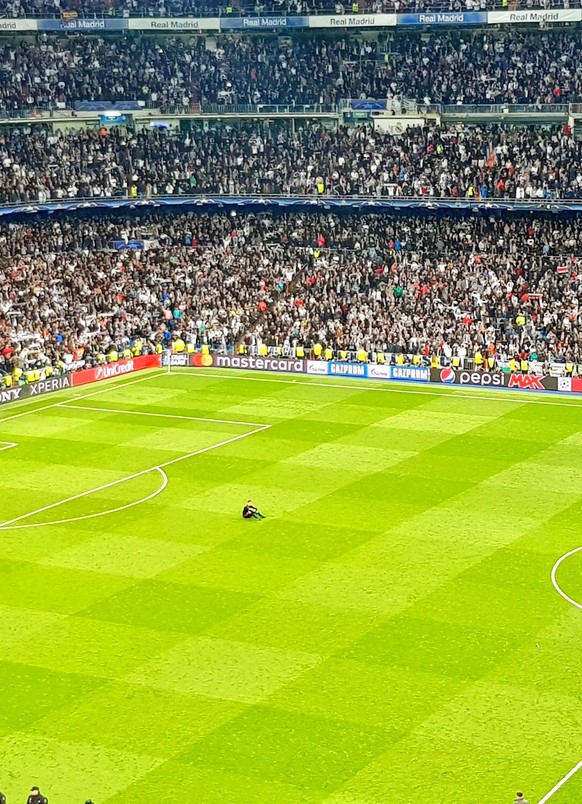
[0,356,575,412]
[488,8,581,23]
[430,367,571,392]
[305,361,429,381]
[189,356,575,393]
[308,13,396,27]
[37,17,128,30]
[189,353,307,373]
[0,374,72,406]
[127,17,221,30]
[72,354,161,387]
[398,10,486,24]
[0,19,38,31]
[9,7,582,33]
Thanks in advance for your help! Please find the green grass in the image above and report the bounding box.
[1,367,582,803]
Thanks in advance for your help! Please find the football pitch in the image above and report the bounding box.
[1,366,582,804]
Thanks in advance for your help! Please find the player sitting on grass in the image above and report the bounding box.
[242,500,265,520]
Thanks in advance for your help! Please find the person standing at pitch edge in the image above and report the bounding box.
[242,500,266,520]
[27,787,48,804]
[513,793,530,804]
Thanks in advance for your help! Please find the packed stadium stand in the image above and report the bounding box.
[0,123,580,201]
[1,211,581,378]
[0,12,582,389]
[0,30,581,113]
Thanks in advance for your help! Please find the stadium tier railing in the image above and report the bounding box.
[2,193,582,219]
[441,102,570,116]
[0,101,341,121]
[0,99,576,123]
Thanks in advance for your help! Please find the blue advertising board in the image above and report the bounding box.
[37,17,128,30]
[328,362,367,377]
[397,10,486,24]
[313,361,430,382]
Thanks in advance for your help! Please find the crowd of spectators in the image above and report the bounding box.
[0,30,581,114]
[1,211,581,379]
[1,122,581,202]
[253,213,582,364]
[0,0,573,19]
[0,211,296,375]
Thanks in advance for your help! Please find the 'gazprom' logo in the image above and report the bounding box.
[329,363,366,376]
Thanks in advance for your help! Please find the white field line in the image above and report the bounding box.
[0,422,269,530]
[537,759,582,803]
[0,441,17,452]
[551,546,582,611]
[0,368,166,426]
[58,402,268,429]
[173,368,582,408]
[0,467,169,531]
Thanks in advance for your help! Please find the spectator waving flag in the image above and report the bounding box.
[486,151,497,169]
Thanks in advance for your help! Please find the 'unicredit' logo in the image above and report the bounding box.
[96,360,135,380]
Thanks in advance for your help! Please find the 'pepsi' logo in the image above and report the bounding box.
[440,368,456,384]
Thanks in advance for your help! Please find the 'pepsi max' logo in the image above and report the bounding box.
[440,368,455,384]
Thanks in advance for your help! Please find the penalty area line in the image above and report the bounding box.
[537,759,582,804]
[0,424,269,530]
[57,402,268,429]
